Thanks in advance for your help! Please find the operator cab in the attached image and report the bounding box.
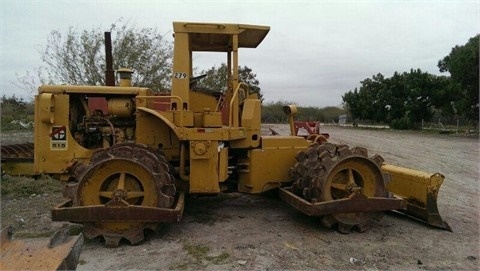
[170,22,270,126]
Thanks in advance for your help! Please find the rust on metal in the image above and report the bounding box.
[279,187,405,217]
[0,226,84,270]
[60,143,179,247]
[1,143,34,162]
[288,142,393,232]
[1,143,36,175]
[52,192,185,223]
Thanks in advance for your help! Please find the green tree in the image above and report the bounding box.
[297,106,323,121]
[195,63,263,101]
[401,69,437,127]
[380,72,406,122]
[260,100,346,124]
[342,73,386,122]
[430,76,461,117]
[343,70,448,129]
[261,100,292,123]
[296,106,346,123]
[438,35,479,122]
[342,88,361,120]
[17,19,173,93]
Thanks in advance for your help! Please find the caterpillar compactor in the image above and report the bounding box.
[5,22,449,247]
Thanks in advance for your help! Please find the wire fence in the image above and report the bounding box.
[421,118,479,134]
[323,115,479,134]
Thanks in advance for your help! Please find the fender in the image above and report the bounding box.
[137,106,182,139]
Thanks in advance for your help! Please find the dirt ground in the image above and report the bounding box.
[1,125,479,270]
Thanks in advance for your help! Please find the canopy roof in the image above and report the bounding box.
[173,22,270,51]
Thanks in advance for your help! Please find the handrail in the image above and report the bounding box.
[136,95,185,127]
[135,95,184,107]
[228,82,250,127]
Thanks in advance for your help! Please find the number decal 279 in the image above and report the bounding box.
[174,72,187,79]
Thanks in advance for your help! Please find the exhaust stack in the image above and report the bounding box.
[104,32,115,86]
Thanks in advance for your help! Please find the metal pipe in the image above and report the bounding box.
[289,116,295,136]
[283,105,298,136]
[179,142,189,182]
[80,97,91,118]
[104,32,115,86]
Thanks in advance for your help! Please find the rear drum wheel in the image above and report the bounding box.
[73,143,176,247]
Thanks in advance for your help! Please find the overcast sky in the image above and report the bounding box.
[1,1,478,107]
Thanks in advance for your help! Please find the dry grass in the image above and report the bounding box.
[1,174,62,197]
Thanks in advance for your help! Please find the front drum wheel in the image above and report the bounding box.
[73,143,176,247]
[291,143,387,233]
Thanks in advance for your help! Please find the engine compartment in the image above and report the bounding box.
[69,95,137,149]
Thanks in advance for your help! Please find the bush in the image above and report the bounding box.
[1,95,34,131]
[390,117,412,130]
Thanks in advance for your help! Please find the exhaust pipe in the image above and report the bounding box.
[104,32,115,86]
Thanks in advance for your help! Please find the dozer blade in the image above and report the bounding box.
[0,226,84,270]
[382,164,451,231]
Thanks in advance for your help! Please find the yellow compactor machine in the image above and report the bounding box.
[2,22,450,247]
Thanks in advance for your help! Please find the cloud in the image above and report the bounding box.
[1,1,478,108]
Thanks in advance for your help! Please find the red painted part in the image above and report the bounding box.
[88,97,108,115]
[221,105,228,125]
[87,94,173,116]
[151,94,171,111]
[294,121,320,135]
